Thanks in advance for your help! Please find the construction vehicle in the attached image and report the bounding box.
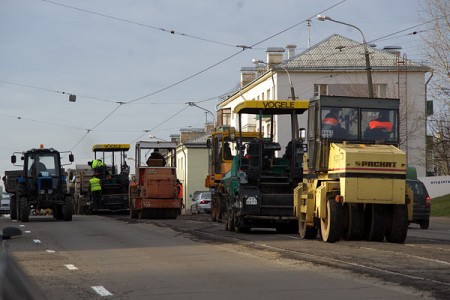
[5,145,74,222]
[223,100,309,232]
[205,126,259,222]
[85,144,130,213]
[295,95,412,243]
[129,141,181,219]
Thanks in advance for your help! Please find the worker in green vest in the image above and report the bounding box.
[89,174,102,209]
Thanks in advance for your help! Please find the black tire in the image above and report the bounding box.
[364,204,385,242]
[19,197,30,222]
[10,195,17,220]
[342,203,365,240]
[299,212,318,239]
[234,216,250,233]
[55,204,64,220]
[211,195,218,222]
[320,199,342,243]
[419,219,430,230]
[63,196,73,221]
[227,209,235,232]
[385,204,408,243]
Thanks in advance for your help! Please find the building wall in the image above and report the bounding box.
[176,145,209,209]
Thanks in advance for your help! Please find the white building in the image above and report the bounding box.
[218,34,431,177]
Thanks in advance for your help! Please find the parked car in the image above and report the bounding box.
[190,192,211,214]
[407,179,431,229]
[1,192,11,215]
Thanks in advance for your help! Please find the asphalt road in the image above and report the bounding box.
[1,213,448,299]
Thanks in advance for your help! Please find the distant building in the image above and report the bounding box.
[175,125,212,210]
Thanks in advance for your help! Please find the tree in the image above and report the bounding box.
[421,0,450,175]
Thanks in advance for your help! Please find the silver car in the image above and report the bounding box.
[1,193,11,215]
[190,192,211,214]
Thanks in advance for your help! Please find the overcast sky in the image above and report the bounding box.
[0,0,429,183]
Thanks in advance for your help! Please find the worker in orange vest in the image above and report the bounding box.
[176,179,183,211]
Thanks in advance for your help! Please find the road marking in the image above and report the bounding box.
[46,250,55,253]
[25,230,31,233]
[92,286,113,296]
[19,224,25,227]
[33,239,41,243]
[64,264,78,270]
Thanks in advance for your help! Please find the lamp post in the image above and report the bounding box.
[252,59,296,101]
[317,14,374,98]
[186,101,216,128]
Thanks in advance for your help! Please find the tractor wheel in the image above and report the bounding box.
[54,204,64,220]
[364,204,386,242]
[342,203,365,240]
[320,198,342,243]
[385,204,408,243]
[299,212,318,239]
[19,197,30,222]
[63,196,73,221]
[10,195,17,220]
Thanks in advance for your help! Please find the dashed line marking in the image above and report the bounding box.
[92,286,113,296]
[64,264,78,270]
[33,239,41,243]
[19,224,25,227]
[25,230,31,233]
[46,250,55,253]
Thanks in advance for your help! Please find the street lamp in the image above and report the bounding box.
[143,130,168,142]
[186,101,216,128]
[252,59,296,101]
[317,14,374,98]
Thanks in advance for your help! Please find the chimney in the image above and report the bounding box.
[170,134,180,144]
[266,47,285,69]
[179,128,204,143]
[240,67,257,88]
[285,44,297,60]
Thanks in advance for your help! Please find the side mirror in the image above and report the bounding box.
[11,155,16,164]
[69,154,74,162]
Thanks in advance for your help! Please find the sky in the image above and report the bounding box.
[0,0,430,186]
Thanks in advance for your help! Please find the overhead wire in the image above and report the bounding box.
[20,0,433,154]
[63,2,350,149]
[0,80,117,104]
[40,0,249,50]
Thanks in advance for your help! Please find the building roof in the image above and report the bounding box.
[182,133,209,146]
[281,34,430,72]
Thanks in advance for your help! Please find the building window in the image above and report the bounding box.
[314,84,328,97]
[267,89,271,100]
[261,92,265,100]
[376,84,387,98]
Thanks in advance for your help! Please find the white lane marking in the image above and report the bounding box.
[19,224,25,227]
[25,230,31,233]
[64,264,78,270]
[92,286,113,296]
[46,250,55,253]
[33,239,41,243]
